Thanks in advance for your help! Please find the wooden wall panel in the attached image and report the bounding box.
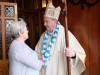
[53,0,100,75]
[69,4,80,41]
[98,1,100,74]
[88,4,99,75]
[79,5,89,75]
[0,72,3,75]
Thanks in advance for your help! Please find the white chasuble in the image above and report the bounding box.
[35,25,86,75]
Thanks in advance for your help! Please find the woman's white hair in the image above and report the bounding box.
[10,19,26,38]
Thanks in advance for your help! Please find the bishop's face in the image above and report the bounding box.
[43,17,57,32]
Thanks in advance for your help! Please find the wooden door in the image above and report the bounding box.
[53,0,100,75]
[0,2,17,75]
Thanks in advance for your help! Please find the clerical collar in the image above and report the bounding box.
[47,31,53,36]
[47,28,56,36]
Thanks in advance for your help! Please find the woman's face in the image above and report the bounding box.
[43,17,57,32]
[21,26,29,40]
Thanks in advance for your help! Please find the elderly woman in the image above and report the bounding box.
[9,19,44,75]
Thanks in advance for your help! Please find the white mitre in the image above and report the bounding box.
[44,3,61,20]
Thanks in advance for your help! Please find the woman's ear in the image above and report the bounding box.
[18,31,22,37]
